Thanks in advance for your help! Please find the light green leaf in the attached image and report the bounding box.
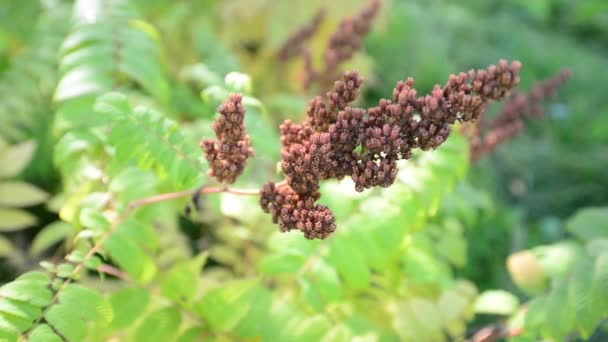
[290,314,332,342]
[0,141,36,178]
[0,209,36,231]
[0,236,14,257]
[259,253,304,276]
[328,234,370,290]
[545,283,574,341]
[177,327,206,342]
[105,231,157,284]
[590,252,608,323]
[568,258,597,337]
[320,324,353,342]
[161,253,207,304]
[0,298,41,321]
[133,306,181,342]
[309,258,342,303]
[58,284,113,324]
[28,324,63,342]
[0,182,48,207]
[44,302,86,341]
[474,290,519,315]
[108,287,150,330]
[196,279,258,332]
[566,207,608,241]
[29,222,73,256]
[0,273,52,307]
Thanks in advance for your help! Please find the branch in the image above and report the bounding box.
[26,182,265,337]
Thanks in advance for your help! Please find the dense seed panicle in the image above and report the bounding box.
[201,93,254,184]
[469,68,570,160]
[263,60,522,238]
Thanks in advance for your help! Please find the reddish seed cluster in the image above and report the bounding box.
[261,60,522,239]
[260,182,335,239]
[468,69,571,161]
[201,94,254,184]
[304,0,381,89]
[277,9,325,61]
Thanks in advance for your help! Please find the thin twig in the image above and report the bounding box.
[25,182,265,337]
[97,264,130,281]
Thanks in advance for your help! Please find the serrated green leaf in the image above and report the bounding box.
[0,208,36,231]
[29,222,73,256]
[0,141,36,178]
[133,306,181,342]
[0,181,48,207]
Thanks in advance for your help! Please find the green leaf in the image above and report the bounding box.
[393,298,443,341]
[290,314,332,342]
[0,141,36,178]
[309,259,342,303]
[0,236,14,257]
[320,324,353,342]
[233,286,272,338]
[28,324,63,342]
[105,230,157,284]
[161,253,207,304]
[133,306,181,342]
[196,279,258,332]
[567,258,597,337]
[0,312,32,333]
[0,272,52,307]
[328,234,370,290]
[108,287,150,330]
[438,288,470,322]
[78,208,110,232]
[545,283,574,341]
[590,252,608,323]
[177,327,207,342]
[29,222,73,256]
[58,284,113,324]
[0,298,41,321]
[566,207,608,241]
[259,253,304,276]
[474,290,519,315]
[0,208,36,231]
[0,182,48,207]
[44,302,86,341]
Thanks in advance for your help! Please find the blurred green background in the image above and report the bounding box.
[0,0,606,341]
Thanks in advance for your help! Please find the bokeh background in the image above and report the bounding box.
[0,0,606,341]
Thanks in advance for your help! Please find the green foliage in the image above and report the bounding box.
[0,0,606,341]
[507,206,608,340]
